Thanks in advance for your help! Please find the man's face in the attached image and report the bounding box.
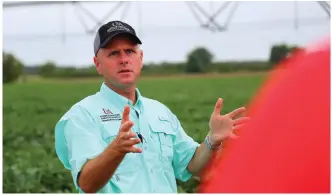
[94,35,143,89]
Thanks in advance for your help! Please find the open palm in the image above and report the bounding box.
[208,98,250,145]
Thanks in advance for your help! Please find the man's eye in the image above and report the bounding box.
[109,51,118,56]
[126,50,134,54]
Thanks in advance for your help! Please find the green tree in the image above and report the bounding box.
[269,44,300,65]
[185,47,213,73]
[38,61,57,77]
[3,52,24,83]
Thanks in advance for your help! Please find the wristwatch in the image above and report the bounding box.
[205,134,222,150]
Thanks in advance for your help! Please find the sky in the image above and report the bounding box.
[3,1,330,67]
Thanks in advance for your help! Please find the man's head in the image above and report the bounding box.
[93,21,143,90]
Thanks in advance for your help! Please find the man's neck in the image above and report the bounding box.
[105,82,137,105]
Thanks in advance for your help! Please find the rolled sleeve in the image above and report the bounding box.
[170,114,199,182]
[55,105,106,190]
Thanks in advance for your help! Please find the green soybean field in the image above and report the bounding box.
[3,73,266,193]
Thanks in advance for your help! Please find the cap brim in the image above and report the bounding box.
[100,32,142,48]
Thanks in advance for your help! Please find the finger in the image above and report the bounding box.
[233,124,247,131]
[233,117,251,126]
[227,107,246,118]
[119,120,134,132]
[123,138,141,146]
[122,131,137,140]
[127,146,142,153]
[229,132,239,139]
[213,98,223,116]
[121,105,130,125]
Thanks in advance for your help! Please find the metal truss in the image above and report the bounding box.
[3,1,330,38]
[185,1,330,32]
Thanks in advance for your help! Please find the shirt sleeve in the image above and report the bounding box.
[168,111,200,182]
[55,105,109,192]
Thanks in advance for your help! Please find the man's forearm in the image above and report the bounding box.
[187,139,222,177]
[78,145,125,193]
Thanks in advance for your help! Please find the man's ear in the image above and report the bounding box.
[140,50,144,68]
[93,55,102,75]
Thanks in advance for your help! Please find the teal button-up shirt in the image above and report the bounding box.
[55,82,200,193]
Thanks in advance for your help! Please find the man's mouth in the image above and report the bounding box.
[118,69,132,73]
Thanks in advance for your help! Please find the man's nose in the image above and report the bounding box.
[120,60,129,65]
[119,52,129,65]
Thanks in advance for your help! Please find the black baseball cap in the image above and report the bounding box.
[93,21,142,56]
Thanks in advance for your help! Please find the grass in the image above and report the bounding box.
[3,73,267,193]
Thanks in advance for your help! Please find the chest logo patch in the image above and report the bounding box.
[100,108,121,122]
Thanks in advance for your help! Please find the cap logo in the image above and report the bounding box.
[107,22,131,33]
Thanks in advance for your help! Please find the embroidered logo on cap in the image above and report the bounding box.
[107,22,130,33]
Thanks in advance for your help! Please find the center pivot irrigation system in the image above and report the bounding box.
[3,1,330,41]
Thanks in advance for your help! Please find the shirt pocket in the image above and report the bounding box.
[101,120,121,145]
[101,121,141,175]
[149,115,176,168]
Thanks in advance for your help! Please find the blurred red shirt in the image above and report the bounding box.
[199,38,330,193]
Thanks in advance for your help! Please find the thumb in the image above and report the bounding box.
[213,98,223,116]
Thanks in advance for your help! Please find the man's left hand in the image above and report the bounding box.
[208,98,250,146]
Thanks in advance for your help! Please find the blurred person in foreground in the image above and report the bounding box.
[54,20,250,193]
[199,37,330,193]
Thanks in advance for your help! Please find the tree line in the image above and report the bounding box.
[3,44,301,83]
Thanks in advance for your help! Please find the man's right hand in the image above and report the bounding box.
[77,105,142,193]
[110,105,142,155]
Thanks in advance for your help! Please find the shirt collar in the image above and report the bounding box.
[99,82,143,112]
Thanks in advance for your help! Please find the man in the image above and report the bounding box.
[54,20,249,193]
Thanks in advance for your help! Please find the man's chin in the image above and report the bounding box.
[120,78,135,84]
[104,77,137,89]
[117,80,136,88]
